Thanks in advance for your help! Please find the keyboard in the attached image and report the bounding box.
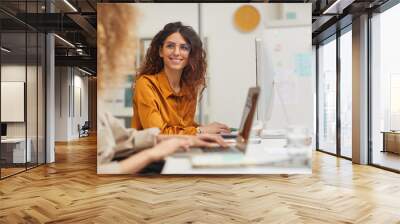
[221,133,238,139]
[201,146,241,153]
[171,146,241,158]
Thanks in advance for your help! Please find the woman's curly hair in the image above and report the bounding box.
[97,4,137,93]
[137,22,207,96]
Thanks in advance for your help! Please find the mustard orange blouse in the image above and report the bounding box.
[132,70,198,135]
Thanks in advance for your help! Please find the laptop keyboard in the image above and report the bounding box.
[201,146,240,153]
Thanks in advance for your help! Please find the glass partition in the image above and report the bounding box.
[1,30,28,177]
[26,0,41,169]
[0,1,46,179]
[27,30,38,169]
[38,32,45,165]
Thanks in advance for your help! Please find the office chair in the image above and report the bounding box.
[79,121,90,138]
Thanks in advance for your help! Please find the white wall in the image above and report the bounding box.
[55,67,89,141]
[1,65,25,128]
[1,64,46,163]
[73,74,89,137]
[136,3,199,37]
[1,65,26,81]
[201,3,263,127]
[81,76,89,125]
[1,65,27,137]
[55,67,68,141]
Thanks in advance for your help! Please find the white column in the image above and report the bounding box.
[45,1,55,163]
[352,14,369,164]
[46,32,55,163]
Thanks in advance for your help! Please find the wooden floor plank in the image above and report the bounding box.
[0,135,399,223]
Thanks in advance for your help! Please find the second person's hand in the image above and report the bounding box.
[199,122,231,134]
[189,133,228,148]
[146,138,192,161]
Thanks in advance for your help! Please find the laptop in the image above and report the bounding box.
[172,86,260,157]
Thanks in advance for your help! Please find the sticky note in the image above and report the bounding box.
[286,12,296,20]
[295,53,312,77]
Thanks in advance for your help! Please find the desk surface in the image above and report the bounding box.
[162,139,312,174]
[381,131,400,134]
[1,138,27,143]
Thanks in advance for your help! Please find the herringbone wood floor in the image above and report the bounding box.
[1,135,400,224]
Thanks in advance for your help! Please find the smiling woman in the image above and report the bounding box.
[132,22,231,135]
[97,9,228,174]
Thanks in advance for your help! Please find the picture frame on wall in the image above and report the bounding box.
[137,38,152,68]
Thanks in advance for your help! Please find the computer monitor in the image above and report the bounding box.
[1,123,7,137]
[255,38,275,125]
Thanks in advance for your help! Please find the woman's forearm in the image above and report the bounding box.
[157,134,184,142]
[119,150,154,174]
[157,133,195,143]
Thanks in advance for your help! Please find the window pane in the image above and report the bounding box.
[318,38,337,154]
[340,29,352,158]
[371,4,400,171]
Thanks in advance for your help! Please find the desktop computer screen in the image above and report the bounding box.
[1,123,7,138]
[255,38,275,124]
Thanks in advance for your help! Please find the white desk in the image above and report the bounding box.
[1,138,31,163]
[162,139,312,174]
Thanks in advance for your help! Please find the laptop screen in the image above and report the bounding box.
[236,87,260,151]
